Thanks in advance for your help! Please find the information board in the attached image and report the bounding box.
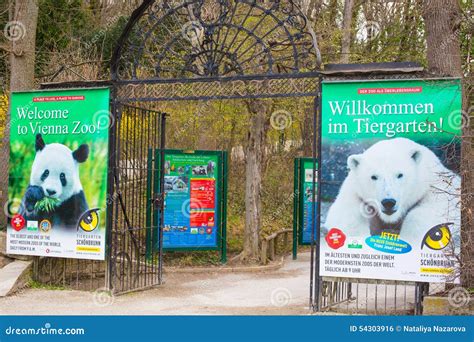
[294,158,318,246]
[161,150,227,252]
[7,88,110,260]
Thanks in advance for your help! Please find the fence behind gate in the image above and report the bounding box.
[319,277,422,315]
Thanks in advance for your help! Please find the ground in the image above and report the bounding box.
[0,253,312,315]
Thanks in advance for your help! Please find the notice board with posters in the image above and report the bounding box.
[7,88,110,260]
[319,79,462,283]
[293,158,318,246]
[161,150,227,256]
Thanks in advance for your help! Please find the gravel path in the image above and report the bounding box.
[0,253,313,315]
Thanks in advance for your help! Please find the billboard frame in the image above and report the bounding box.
[313,76,463,313]
[146,149,228,263]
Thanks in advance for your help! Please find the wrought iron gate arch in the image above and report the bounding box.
[110,0,321,82]
[108,0,322,295]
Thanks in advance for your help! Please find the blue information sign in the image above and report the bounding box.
[295,158,318,245]
[162,151,223,250]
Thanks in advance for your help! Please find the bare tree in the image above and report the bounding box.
[422,0,462,77]
[9,0,38,90]
[340,0,355,63]
[423,0,472,287]
[242,99,270,261]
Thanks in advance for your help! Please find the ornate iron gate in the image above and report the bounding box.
[107,103,166,294]
[34,0,323,295]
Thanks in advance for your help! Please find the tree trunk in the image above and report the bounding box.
[340,0,354,63]
[301,102,313,157]
[397,0,413,60]
[422,0,462,77]
[0,0,38,229]
[362,2,376,54]
[242,99,268,262]
[423,0,472,287]
[9,0,38,90]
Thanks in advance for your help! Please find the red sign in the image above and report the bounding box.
[325,228,346,249]
[11,214,26,231]
[190,211,215,227]
[33,95,85,102]
[358,87,422,95]
[190,179,215,209]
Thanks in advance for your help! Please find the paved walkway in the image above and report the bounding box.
[0,253,313,315]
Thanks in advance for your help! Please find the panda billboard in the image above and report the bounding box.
[320,79,462,283]
[6,88,110,260]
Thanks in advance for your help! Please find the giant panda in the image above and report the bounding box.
[21,134,90,229]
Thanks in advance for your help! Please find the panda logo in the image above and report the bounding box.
[21,134,90,230]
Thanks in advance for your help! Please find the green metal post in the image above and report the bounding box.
[220,151,228,263]
[293,158,299,259]
[145,148,153,261]
[152,148,161,253]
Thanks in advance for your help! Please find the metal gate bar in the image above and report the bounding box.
[320,277,418,315]
[108,104,166,294]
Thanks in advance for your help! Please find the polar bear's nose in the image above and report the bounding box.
[381,198,397,211]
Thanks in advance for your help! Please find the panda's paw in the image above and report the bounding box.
[24,186,44,211]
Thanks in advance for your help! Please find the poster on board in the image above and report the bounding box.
[7,88,110,260]
[319,79,462,283]
[162,151,221,249]
[297,158,318,245]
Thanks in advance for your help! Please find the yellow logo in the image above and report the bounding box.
[77,208,100,232]
[421,223,453,250]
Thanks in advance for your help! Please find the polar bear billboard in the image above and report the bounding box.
[6,88,110,260]
[320,79,462,283]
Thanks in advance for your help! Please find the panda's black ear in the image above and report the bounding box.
[73,144,89,163]
[35,134,45,152]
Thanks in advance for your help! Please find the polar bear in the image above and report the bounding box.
[324,138,460,245]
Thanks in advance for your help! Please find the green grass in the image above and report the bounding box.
[163,251,222,266]
[28,279,66,291]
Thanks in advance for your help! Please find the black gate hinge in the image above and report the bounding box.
[151,193,164,208]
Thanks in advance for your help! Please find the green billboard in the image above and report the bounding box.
[7,88,110,260]
[319,79,462,283]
